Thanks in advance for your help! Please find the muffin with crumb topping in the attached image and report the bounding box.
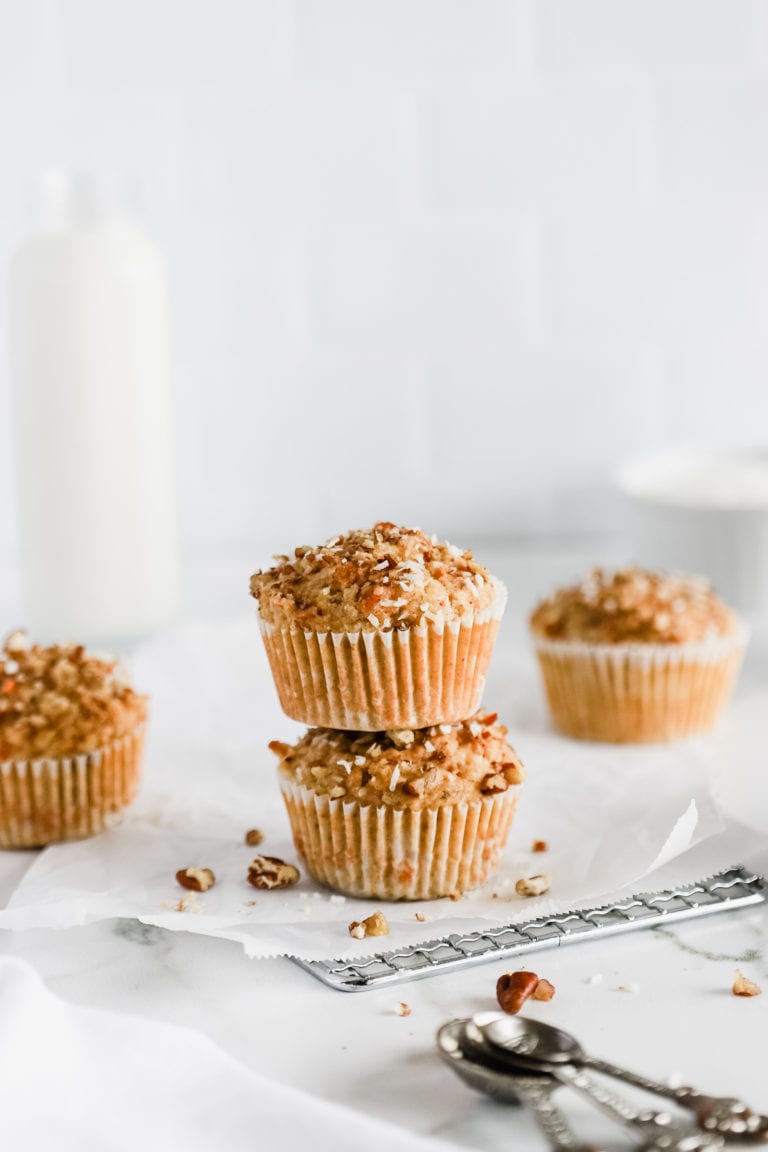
[0,629,147,847]
[250,522,506,730]
[271,711,524,899]
[530,568,746,743]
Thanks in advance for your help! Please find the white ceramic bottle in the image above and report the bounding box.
[9,171,179,645]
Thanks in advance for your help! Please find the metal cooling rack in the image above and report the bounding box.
[292,865,766,992]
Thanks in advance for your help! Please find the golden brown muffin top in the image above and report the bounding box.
[529,567,738,645]
[270,711,525,811]
[250,522,500,632]
[0,630,148,761]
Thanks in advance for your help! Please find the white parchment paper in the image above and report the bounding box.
[0,619,762,960]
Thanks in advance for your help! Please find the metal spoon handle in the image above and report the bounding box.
[550,1065,723,1152]
[584,1056,768,1140]
[585,1054,692,1100]
[512,1077,585,1152]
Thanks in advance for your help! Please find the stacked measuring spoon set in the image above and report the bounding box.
[437,1014,768,1152]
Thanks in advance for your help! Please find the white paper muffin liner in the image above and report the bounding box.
[532,626,747,743]
[0,726,145,848]
[259,579,507,731]
[280,777,519,900]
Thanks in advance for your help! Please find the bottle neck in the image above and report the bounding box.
[39,170,129,231]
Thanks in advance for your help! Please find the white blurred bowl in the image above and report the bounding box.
[616,448,768,619]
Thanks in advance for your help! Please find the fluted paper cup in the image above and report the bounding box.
[280,777,519,900]
[533,629,746,744]
[259,580,507,731]
[0,725,145,848]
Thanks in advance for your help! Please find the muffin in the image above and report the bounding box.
[272,711,524,900]
[0,630,147,847]
[250,522,507,730]
[530,568,746,743]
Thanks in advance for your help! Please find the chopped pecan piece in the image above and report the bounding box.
[516,874,552,898]
[733,970,761,997]
[497,971,539,1014]
[267,740,291,758]
[348,910,389,939]
[247,855,300,890]
[176,867,215,893]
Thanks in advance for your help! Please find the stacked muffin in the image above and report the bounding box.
[251,523,524,899]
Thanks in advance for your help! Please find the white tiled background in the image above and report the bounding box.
[1,0,767,562]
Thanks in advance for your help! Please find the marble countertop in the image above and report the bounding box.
[1,541,767,1150]
[2,896,766,1150]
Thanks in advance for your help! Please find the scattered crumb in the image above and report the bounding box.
[516,874,552,898]
[449,892,462,902]
[329,894,346,906]
[396,1002,411,1017]
[585,973,603,985]
[298,906,311,914]
[531,839,549,853]
[415,911,428,922]
[532,978,556,1002]
[733,970,762,997]
[245,828,264,847]
[616,982,640,994]
[245,900,257,907]
[162,893,203,914]
[348,910,389,939]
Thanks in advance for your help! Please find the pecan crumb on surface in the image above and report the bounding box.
[497,971,540,1015]
[532,978,556,1002]
[175,867,215,893]
[733,970,762,997]
[415,911,427,922]
[348,910,389,940]
[516,874,552,898]
[247,855,300,890]
[396,1002,411,1017]
[616,982,640,994]
[531,839,549,853]
[244,828,264,847]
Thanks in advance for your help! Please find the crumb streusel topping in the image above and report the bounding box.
[250,522,499,632]
[530,567,737,645]
[0,630,148,761]
[270,712,524,811]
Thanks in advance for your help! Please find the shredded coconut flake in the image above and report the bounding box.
[337,759,352,774]
[468,721,482,737]
[372,560,389,570]
[424,740,434,753]
[389,765,401,791]
[353,755,366,766]
[367,614,380,628]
